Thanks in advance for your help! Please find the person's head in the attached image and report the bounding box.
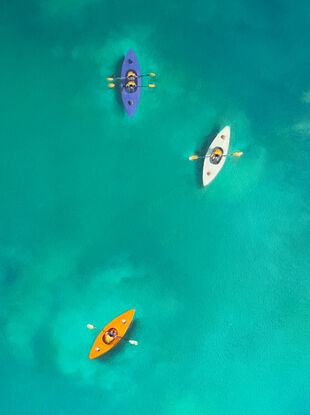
[108,328,118,337]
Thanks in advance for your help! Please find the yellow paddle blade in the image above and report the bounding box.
[232,151,243,157]
[149,73,156,77]
[108,83,115,88]
[189,155,199,161]
[106,77,114,81]
[148,83,156,88]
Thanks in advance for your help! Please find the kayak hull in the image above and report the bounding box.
[121,50,141,117]
[202,126,230,186]
[88,309,135,359]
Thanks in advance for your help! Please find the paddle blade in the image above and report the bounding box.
[87,324,95,330]
[129,340,138,346]
[148,73,156,77]
[189,155,199,161]
[232,151,243,157]
[108,83,115,88]
[148,83,156,88]
[106,77,114,81]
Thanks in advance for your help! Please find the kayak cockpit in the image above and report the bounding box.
[102,328,118,345]
[210,147,224,165]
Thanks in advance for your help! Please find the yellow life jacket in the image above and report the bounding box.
[126,80,136,88]
[127,70,137,79]
[212,147,223,157]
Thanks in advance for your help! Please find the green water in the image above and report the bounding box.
[1,1,310,413]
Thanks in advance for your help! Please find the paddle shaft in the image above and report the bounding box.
[90,327,134,343]
[110,74,153,81]
[112,335,138,345]
[116,335,133,343]
[197,153,238,159]
[121,84,155,88]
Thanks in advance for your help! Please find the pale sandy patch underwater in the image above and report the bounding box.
[1,0,310,414]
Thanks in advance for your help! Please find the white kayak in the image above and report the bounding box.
[202,126,230,187]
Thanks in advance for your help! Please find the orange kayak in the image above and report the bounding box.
[88,309,135,359]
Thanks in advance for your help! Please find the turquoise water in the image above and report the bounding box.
[1,1,310,413]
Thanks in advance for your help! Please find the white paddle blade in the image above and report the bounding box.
[129,340,138,346]
[87,324,95,330]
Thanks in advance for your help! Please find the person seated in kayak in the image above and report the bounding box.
[127,70,137,81]
[103,328,118,344]
[210,147,223,164]
[125,80,137,93]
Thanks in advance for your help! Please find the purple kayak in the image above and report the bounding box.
[120,50,141,117]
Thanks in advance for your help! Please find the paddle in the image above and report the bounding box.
[108,83,155,88]
[121,84,156,88]
[106,73,156,81]
[189,151,243,161]
[118,337,138,346]
[87,323,138,346]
